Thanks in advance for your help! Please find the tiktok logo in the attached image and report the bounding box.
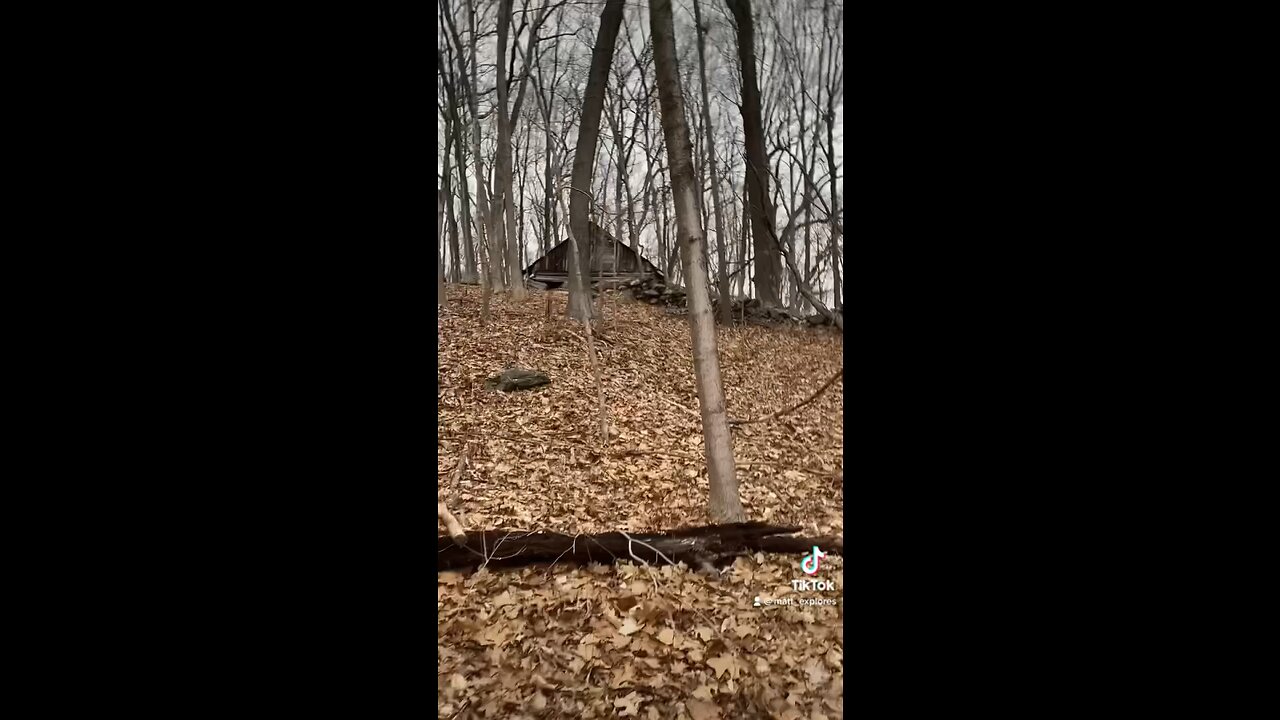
[800,546,827,575]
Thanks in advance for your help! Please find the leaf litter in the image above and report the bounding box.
[438,285,843,719]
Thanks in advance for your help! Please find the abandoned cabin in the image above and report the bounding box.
[523,222,663,290]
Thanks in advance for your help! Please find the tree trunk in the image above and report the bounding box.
[822,0,843,311]
[543,128,554,259]
[438,46,476,282]
[725,0,781,307]
[651,0,745,524]
[441,126,462,283]
[495,0,526,300]
[464,2,501,295]
[518,120,532,276]
[567,0,626,321]
[801,203,811,313]
[737,178,749,298]
[692,0,731,324]
[438,188,447,307]
[826,123,841,312]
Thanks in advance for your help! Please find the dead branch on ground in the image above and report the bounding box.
[438,445,470,545]
[730,368,843,426]
[438,521,843,571]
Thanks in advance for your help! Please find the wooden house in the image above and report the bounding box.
[522,222,663,289]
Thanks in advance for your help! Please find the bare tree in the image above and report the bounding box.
[726,0,782,308]
[447,0,503,293]
[438,41,477,283]
[530,16,575,260]
[820,0,843,311]
[494,0,559,299]
[692,0,731,323]
[438,188,447,307]
[438,89,465,283]
[494,0,524,299]
[566,0,626,321]
[650,0,745,524]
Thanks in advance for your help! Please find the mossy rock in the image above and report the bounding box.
[484,368,551,392]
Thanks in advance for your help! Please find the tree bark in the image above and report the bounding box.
[438,522,843,571]
[438,45,476,282]
[441,125,462,283]
[438,188,447,307]
[651,0,745,524]
[693,0,732,324]
[737,177,749,298]
[495,0,526,300]
[567,0,626,321]
[463,2,501,293]
[726,0,782,307]
[822,0,843,311]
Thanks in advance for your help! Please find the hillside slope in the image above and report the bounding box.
[438,285,844,719]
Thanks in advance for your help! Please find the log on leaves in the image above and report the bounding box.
[437,521,843,572]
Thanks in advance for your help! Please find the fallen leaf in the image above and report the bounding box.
[614,691,643,717]
[707,655,739,679]
[686,698,722,720]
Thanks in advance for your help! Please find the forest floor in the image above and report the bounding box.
[438,284,844,720]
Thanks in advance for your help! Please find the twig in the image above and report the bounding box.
[610,447,829,475]
[438,446,470,545]
[619,531,679,566]
[558,178,610,448]
[580,317,610,446]
[656,394,702,422]
[730,369,843,426]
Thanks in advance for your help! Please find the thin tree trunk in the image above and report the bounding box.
[661,189,677,279]
[801,203,811,313]
[651,0,744,524]
[822,0,842,311]
[496,0,525,300]
[441,125,462,284]
[438,188,447,307]
[737,177,749,298]
[463,3,501,294]
[438,45,476,283]
[543,130,554,259]
[825,125,841,312]
[692,0,731,323]
[567,0,625,321]
[518,120,532,275]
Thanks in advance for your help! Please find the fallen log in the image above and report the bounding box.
[437,521,842,572]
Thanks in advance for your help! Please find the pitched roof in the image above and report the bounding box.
[522,222,663,278]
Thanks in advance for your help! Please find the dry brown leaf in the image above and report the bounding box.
[614,691,643,717]
[706,655,739,679]
[685,698,722,720]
